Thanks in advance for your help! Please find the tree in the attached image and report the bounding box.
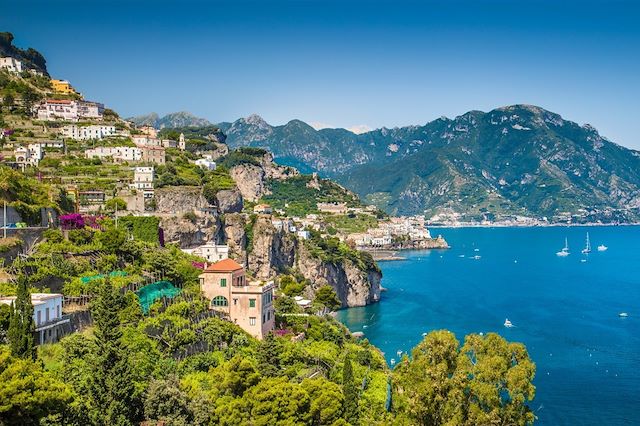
[302,377,345,425]
[88,280,140,425]
[242,377,311,425]
[7,275,35,360]
[314,285,341,313]
[392,330,536,426]
[2,93,14,111]
[95,226,126,254]
[144,375,192,425]
[0,347,73,425]
[342,355,359,424]
[105,197,127,213]
[256,332,282,377]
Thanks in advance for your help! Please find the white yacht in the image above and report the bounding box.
[556,238,570,257]
[504,319,514,328]
[597,244,608,252]
[619,312,629,318]
[581,232,592,254]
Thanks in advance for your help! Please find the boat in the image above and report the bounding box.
[504,319,514,328]
[581,232,592,254]
[556,238,570,257]
[472,255,481,260]
[619,312,629,318]
[390,358,396,366]
[597,244,608,252]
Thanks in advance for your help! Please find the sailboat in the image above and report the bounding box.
[581,232,592,254]
[556,238,570,257]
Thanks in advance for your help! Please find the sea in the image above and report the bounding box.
[336,226,640,425]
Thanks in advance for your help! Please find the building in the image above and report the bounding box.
[35,99,104,121]
[195,156,216,170]
[130,166,155,198]
[0,293,69,344]
[297,230,311,240]
[86,146,142,162]
[179,133,186,150]
[35,99,77,121]
[14,144,44,167]
[141,146,166,165]
[253,204,273,215]
[317,202,348,214]
[199,259,275,339]
[62,124,117,140]
[182,243,229,262]
[0,57,23,73]
[139,125,157,138]
[51,79,78,95]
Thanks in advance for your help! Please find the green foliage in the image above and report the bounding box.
[144,375,192,425]
[392,330,536,426]
[218,150,262,169]
[105,197,127,212]
[261,175,360,217]
[342,355,359,424]
[88,280,141,424]
[7,275,36,360]
[305,231,379,273]
[118,215,160,244]
[0,347,73,425]
[202,167,236,203]
[314,285,341,311]
[301,377,345,425]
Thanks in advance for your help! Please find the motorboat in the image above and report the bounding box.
[504,319,514,328]
[619,312,629,318]
[597,244,608,252]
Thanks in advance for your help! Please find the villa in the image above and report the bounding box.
[199,259,275,339]
[0,293,69,344]
[51,79,78,95]
[182,243,229,262]
[0,56,23,73]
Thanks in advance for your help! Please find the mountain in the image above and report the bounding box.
[217,106,640,222]
[128,111,211,129]
[0,32,48,75]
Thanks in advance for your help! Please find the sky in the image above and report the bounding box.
[2,0,640,148]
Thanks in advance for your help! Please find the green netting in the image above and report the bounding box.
[81,270,128,284]
[136,280,181,314]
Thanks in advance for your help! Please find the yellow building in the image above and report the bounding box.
[51,79,78,95]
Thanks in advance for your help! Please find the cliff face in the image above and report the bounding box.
[223,213,381,307]
[155,187,211,214]
[160,214,220,247]
[229,164,267,202]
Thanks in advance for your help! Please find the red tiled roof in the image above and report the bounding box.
[205,258,243,273]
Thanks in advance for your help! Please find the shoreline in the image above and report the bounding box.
[428,222,640,228]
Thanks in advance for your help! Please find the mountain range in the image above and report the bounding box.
[127,111,212,129]
[137,105,640,222]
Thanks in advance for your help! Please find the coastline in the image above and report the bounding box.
[428,222,640,228]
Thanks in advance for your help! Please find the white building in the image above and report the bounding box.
[0,57,23,73]
[195,156,216,170]
[130,166,155,197]
[14,144,44,167]
[182,243,229,262]
[297,230,311,240]
[0,293,69,344]
[35,99,104,121]
[179,133,186,150]
[62,124,117,140]
[86,146,142,162]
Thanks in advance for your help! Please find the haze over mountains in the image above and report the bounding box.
[131,106,640,222]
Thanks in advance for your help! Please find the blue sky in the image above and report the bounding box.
[3,0,639,148]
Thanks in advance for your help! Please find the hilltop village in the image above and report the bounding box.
[0,33,536,426]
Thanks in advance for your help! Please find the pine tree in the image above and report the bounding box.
[88,280,140,425]
[257,332,282,377]
[342,355,359,425]
[7,275,36,360]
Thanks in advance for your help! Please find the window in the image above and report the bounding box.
[267,310,271,321]
[249,317,256,326]
[249,299,256,308]
[37,311,42,326]
[233,298,238,306]
[211,296,228,307]
[220,278,227,287]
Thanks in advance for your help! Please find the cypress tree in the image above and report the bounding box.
[257,332,282,377]
[342,355,359,425]
[88,279,139,425]
[7,275,36,360]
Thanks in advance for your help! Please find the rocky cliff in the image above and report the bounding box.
[222,213,381,307]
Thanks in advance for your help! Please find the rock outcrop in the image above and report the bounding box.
[215,189,243,213]
[160,213,220,247]
[155,187,211,214]
[229,164,267,202]
[222,213,380,307]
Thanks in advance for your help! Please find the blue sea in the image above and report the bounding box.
[336,226,640,425]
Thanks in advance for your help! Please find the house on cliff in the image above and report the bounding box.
[199,258,275,339]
